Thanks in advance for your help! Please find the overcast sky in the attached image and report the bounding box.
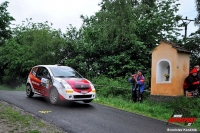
[5,0,198,37]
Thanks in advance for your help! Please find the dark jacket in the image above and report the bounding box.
[183,68,199,89]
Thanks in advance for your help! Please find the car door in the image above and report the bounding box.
[34,67,45,94]
[30,67,41,91]
[36,67,51,96]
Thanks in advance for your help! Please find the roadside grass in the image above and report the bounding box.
[0,84,26,91]
[91,76,200,131]
[15,84,26,91]
[93,96,172,119]
[0,101,65,133]
[93,95,200,131]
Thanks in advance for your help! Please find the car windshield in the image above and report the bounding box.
[49,67,83,78]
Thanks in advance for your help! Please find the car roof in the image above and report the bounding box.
[34,65,71,69]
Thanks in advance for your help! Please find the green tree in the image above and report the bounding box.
[70,0,182,79]
[184,33,200,67]
[0,20,67,84]
[182,0,199,67]
[195,0,200,25]
[63,25,92,77]
[0,1,14,45]
[0,1,15,84]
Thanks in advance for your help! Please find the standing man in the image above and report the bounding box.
[128,70,145,102]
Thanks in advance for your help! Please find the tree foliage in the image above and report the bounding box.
[65,0,182,80]
[0,1,14,45]
[184,33,200,67]
[182,0,200,67]
[0,20,67,84]
[0,0,186,87]
[195,0,200,26]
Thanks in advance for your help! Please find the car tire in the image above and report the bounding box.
[49,88,59,105]
[83,99,93,103]
[26,84,34,97]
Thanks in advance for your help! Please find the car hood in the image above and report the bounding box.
[65,78,90,85]
[54,77,93,91]
[55,77,90,85]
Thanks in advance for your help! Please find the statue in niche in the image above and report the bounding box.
[164,65,170,81]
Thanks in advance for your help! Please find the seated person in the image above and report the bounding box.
[183,68,199,96]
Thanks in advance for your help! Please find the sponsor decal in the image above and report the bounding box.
[66,90,74,93]
[81,91,88,94]
[41,78,50,89]
[31,81,40,86]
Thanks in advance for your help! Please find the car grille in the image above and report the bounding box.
[74,95,92,99]
[74,84,90,90]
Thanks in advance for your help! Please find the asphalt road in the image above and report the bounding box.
[0,90,195,133]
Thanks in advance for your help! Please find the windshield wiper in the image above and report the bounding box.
[56,76,66,78]
[56,75,76,78]
[66,76,76,78]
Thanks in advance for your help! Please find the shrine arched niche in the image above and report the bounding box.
[156,59,171,83]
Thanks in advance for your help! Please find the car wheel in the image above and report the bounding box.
[83,99,93,103]
[49,88,59,105]
[26,84,34,97]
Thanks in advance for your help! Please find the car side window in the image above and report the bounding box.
[36,67,42,79]
[32,67,38,77]
[42,68,50,79]
[36,67,50,80]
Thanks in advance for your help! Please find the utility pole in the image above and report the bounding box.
[181,17,196,42]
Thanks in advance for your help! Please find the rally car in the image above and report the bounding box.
[26,64,96,105]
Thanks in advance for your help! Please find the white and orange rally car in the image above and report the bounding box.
[26,64,96,105]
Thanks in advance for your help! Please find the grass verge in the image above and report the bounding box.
[93,95,200,131]
[0,100,65,133]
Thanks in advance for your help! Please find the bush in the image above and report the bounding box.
[92,75,149,101]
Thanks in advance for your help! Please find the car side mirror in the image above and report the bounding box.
[47,74,51,79]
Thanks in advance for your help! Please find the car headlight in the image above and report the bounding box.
[90,83,95,90]
[60,81,71,89]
